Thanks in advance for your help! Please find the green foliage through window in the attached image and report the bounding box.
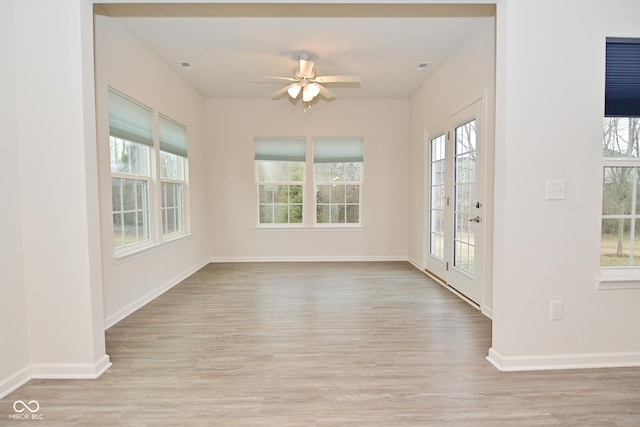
[257,160,304,224]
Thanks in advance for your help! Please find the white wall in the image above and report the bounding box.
[0,0,30,398]
[206,98,410,261]
[409,18,496,313]
[4,1,639,401]
[94,15,210,327]
[3,0,109,388]
[489,0,640,370]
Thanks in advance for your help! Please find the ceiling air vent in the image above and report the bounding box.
[416,62,430,72]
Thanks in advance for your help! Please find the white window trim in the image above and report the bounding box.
[596,268,640,290]
[108,89,191,257]
[255,169,305,227]
[160,179,185,236]
[599,132,640,290]
[113,232,192,263]
[313,182,363,227]
[159,153,189,238]
[111,169,154,257]
[254,137,365,229]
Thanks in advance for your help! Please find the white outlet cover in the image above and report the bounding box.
[546,179,566,200]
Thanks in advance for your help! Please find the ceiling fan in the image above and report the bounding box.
[258,54,361,103]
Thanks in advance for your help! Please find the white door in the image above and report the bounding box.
[425,99,484,304]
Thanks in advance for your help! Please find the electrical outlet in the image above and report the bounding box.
[550,300,563,321]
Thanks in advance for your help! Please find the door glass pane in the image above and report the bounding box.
[454,119,476,276]
[429,134,446,259]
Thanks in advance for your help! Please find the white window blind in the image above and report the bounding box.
[108,88,153,147]
[254,137,306,161]
[159,114,188,157]
[313,137,364,163]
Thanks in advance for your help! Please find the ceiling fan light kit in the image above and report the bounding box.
[257,53,361,109]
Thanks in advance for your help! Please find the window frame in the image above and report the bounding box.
[159,150,188,237]
[253,137,365,229]
[599,118,640,288]
[254,137,306,227]
[255,160,306,227]
[108,87,190,258]
[314,162,363,226]
[597,37,640,289]
[313,137,364,227]
[110,164,152,250]
[158,114,189,239]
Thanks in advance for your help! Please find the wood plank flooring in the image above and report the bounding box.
[2,262,640,426]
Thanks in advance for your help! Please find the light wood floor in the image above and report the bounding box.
[3,262,640,426]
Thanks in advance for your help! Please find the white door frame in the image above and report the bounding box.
[423,92,491,314]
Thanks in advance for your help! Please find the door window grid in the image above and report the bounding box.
[454,119,477,276]
[429,134,446,259]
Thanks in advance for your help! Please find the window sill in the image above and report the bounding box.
[596,268,640,290]
[254,225,364,231]
[113,232,192,264]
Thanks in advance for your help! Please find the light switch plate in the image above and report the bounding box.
[546,179,566,200]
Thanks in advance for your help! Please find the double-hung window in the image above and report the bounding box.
[599,38,640,286]
[255,138,305,225]
[159,115,188,235]
[108,89,153,248]
[313,137,364,225]
[108,88,190,253]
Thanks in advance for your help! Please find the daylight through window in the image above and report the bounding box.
[313,138,364,225]
[601,38,640,266]
[108,88,189,253]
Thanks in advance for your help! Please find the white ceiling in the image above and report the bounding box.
[98,3,495,100]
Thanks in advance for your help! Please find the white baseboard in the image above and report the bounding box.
[407,257,424,271]
[210,255,409,263]
[487,347,640,371]
[481,304,493,320]
[104,258,210,329]
[0,366,32,400]
[1,355,112,398]
[31,354,112,379]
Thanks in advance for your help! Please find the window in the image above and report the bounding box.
[108,89,153,248]
[313,138,363,225]
[254,138,305,225]
[600,38,640,268]
[602,117,640,266]
[159,115,188,235]
[429,134,446,259]
[108,88,190,253]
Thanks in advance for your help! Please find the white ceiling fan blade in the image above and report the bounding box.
[254,75,297,82]
[300,58,314,77]
[316,84,336,99]
[270,83,298,99]
[314,75,361,84]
